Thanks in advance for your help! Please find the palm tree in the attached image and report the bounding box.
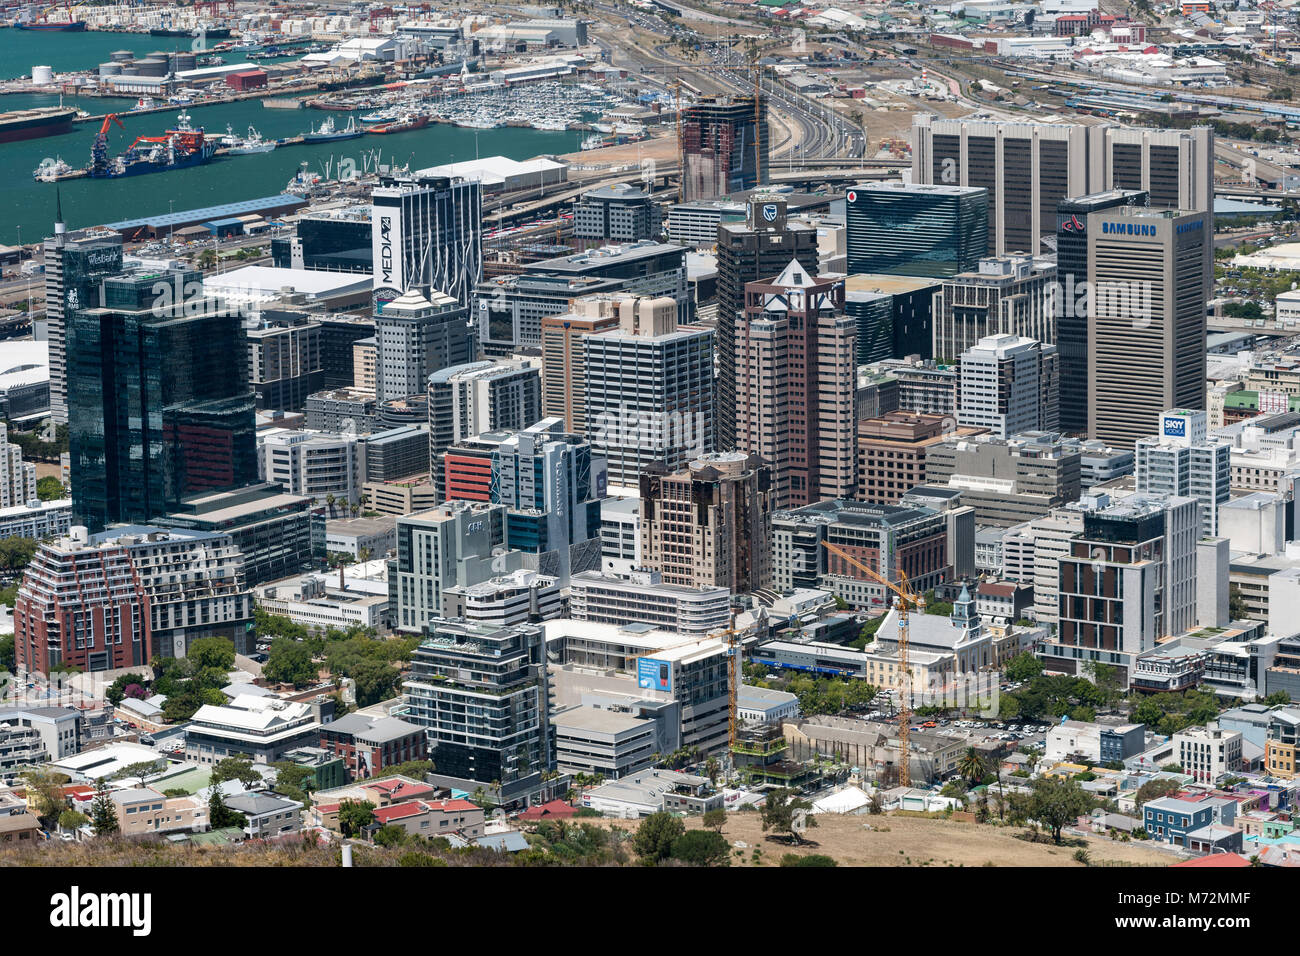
[958,747,988,787]
[325,493,336,518]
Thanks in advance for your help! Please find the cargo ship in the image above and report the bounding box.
[364,112,430,134]
[16,19,86,31]
[0,106,77,144]
[150,26,231,38]
[303,115,363,142]
[89,110,216,178]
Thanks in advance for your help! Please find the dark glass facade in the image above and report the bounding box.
[69,269,257,531]
[846,185,988,278]
[271,216,373,273]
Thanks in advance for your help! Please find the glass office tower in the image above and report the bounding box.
[846,182,988,278]
[68,269,257,531]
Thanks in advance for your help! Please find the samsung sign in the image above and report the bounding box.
[1101,222,1157,237]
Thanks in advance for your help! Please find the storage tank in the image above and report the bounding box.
[169,52,197,72]
[135,58,168,77]
[111,49,134,62]
[99,62,123,77]
[31,65,54,85]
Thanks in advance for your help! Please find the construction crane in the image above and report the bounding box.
[708,616,750,753]
[90,113,125,177]
[821,540,925,788]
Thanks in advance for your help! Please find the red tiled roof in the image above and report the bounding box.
[372,803,426,823]
[425,798,479,813]
[519,800,579,820]
[1172,853,1251,867]
[316,803,341,814]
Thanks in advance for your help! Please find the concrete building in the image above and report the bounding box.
[476,273,625,355]
[583,295,714,486]
[551,705,658,779]
[957,334,1059,438]
[600,496,641,575]
[540,294,623,434]
[0,423,37,511]
[318,712,428,780]
[1173,723,1243,783]
[924,433,1083,527]
[933,257,1057,362]
[572,182,662,248]
[245,312,323,412]
[568,569,731,635]
[258,428,366,508]
[1135,409,1230,538]
[735,261,855,509]
[224,791,303,839]
[638,451,772,594]
[254,571,390,633]
[770,498,966,609]
[443,569,563,627]
[373,288,476,403]
[857,412,986,505]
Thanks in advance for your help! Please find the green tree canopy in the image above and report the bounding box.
[632,811,686,862]
[761,788,817,844]
[338,799,376,837]
[1026,775,1094,844]
[35,475,64,501]
[262,637,318,687]
[671,829,730,866]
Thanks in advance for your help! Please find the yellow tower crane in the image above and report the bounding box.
[821,541,926,788]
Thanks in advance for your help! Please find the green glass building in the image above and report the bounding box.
[68,269,258,532]
[845,182,988,278]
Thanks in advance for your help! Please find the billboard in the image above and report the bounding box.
[371,204,403,311]
[637,657,672,692]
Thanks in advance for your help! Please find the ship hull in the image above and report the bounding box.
[17,21,86,31]
[0,108,77,144]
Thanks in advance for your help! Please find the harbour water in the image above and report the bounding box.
[0,29,200,81]
[0,93,583,244]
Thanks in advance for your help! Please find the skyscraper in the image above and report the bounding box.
[1054,189,1149,435]
[639,451,773,594]
[680,95,768,202]
[540,295,622,434]
[931,255,1057,362]
[373,288,475,403]
[41,198,123,425]
[735,261,856,509]
[845,182,988,278]
[583,296,715,487]
[714,198,819,450]
[910,115,1213,255]
[1087,204,1209,448]
[370,170,482,311]
[68,269,257,532]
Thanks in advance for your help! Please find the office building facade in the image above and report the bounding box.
[932,256,1057,362]
[1135,408,1230,538]
[373,288,475,404]
[845,182,988,278]
[680,95,769,202]
[957,333,1060,438]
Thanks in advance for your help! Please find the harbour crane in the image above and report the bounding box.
[90,113,125,176]
[820,540,925,788]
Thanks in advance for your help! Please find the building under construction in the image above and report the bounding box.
[680,95,769,202]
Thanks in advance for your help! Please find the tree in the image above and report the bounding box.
[1005,651,1042,683]
[702,808,727,834]
[262,637,318,687]
[760,788,817,844]
[23,768,70,829]
[0,536,38,574]
[105,672,151,706]
[187,635,236,674]
[0,632,12,671]
[958,747,988,787]
[35,475,64,501]
[58,809,88,831]
[338,799,376,838]
[90,780,119,836]
[373,823,408,847]
[207,788,247,830]
[780,853,837,866]
[671,829,730,866]
[632,811,685,862]
[210,755,262,789]
[372,760,435,780]
[116,760,162,789]
[1134,777,1183,807]
[1026,775,1094,845]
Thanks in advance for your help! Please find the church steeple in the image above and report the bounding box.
[951,582,979,630]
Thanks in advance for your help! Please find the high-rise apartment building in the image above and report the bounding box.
[735,261,856,509]
[1054,189,1149,434]
[1087,204,1209,448]
[638,451,773,593]
[540,295,622,434]
[680,95,768,202]
[1045,492,1200,681]
[402,619,554,802]
[373,288,475,404]
[957,333,1059,438]
[0,423,37,510]
[257,429,367,508]
[910,116,1213,255]
[68,269,257,532]
[245,312,324,412]
[932,256,1057,361]
[845,182,988,278]
[1135,409,1230,538]
[583,296,714,487]
[714,198,820,450]
[370,170,482,310]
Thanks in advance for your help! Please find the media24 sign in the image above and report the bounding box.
[638,657,671,692]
